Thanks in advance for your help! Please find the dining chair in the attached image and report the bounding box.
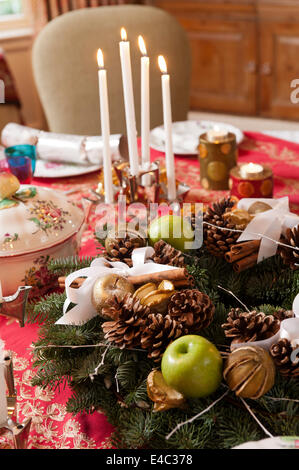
[32,5,191,136]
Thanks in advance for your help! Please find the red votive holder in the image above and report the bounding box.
[229,163,273,199]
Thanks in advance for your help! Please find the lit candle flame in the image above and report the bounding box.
[158,55,167,74]
[138,35,147,56]
[243,162,264,173]
[121,27,128,42]
[97,48,104,69]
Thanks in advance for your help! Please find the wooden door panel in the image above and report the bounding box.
[185,19,257,114]
[153,2,258,115]
[188,25,257,114]
[260,22,299,119]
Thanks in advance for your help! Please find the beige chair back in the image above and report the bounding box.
[32,5,191,136]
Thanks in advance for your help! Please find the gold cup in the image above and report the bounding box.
[198,132,238,191]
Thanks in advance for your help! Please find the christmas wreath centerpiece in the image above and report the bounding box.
[28,198,299,449]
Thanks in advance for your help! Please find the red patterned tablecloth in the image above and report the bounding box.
[0,131,298,449]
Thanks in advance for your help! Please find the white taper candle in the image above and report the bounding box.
[158,55,177,201]
[97,49,114,204]
[119,28,139,177]
[138,36,150,186]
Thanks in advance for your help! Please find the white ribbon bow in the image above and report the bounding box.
[232,294,299,352]
[237,197,299,263]
[56,247,180,326]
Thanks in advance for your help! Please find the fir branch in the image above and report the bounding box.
[26,292,66,325]
[28,250,299,450]
[47,255,96,277]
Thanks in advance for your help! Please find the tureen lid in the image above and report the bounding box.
[0,185,85,257]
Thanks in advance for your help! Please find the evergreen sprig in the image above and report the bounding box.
[47,255,96,277]
[29,251,299,449]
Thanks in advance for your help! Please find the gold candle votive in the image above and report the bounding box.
[198,131,238,190]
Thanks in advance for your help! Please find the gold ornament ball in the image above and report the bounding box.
[223,346,276,399]
[248,201,272,215]
[92,274,135,318]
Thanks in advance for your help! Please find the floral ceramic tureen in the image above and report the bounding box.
[0,173,86,297]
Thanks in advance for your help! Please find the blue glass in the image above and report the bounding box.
[6,156,33,184]
[5,145,36,174]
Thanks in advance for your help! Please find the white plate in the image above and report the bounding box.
[150,120,244,156]
[0,150,101,179]
[34,160,101,179]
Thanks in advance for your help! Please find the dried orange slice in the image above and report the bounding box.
[147,370,186,412]
[133,283,157,302]
[142,290,175,314]
[158,280,175,292]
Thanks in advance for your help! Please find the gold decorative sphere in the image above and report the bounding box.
[92,274,135,319]
[223,346,276,399]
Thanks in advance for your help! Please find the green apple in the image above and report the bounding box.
[148,215,195,253]
[161,335,223,398]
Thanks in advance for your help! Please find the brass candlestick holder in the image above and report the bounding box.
[0,286,32,327]
[92,160,189,206]
[0,352,32,449]
[117,161,161,204]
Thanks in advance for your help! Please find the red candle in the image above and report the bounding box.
[229,163,273,199]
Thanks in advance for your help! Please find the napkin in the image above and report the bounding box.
[1,123,126,166]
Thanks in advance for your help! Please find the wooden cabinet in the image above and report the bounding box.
[258,1,299,119]
[152,0,299,120]
[184,16,257,115]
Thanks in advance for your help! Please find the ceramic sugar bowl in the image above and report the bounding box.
[0,180,86,298]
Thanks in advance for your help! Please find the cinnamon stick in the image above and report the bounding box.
[58,277,86,289]
[233,253,259,273]
[58,268,194,290]
[225,240,260,263]
[129,268,190,286]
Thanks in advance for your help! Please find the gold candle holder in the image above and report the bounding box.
[198,132,238,191]
[0,352,32,449]
[92,161,190,206]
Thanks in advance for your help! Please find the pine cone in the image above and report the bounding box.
[168,289,215,333]
[278,225,299,270]
[152,240,185,268]
[270,338,299,378]
[140,314,184,363]
[105,228,146,267]
[273,309,294,322]
[203,197,241,258]
[102,294,150,349]
[222,308,280,344]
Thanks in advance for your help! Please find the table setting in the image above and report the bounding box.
[0,27,298,451]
